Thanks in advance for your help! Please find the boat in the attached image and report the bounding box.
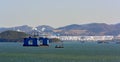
[55,41,64,48]
[55,45,64,48]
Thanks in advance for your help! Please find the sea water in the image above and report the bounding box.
[0,41,120,62]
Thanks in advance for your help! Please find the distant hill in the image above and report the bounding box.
[36,25,54,32]
[56,23,120,36]
[0,25,33,33]
[0,25,55,35]
[57,24,82,30]
[0,30,29,42]
[0,23,120,36]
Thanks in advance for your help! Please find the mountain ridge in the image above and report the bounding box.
[0,23,120,36]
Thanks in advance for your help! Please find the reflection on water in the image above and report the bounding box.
[0,41,120,62]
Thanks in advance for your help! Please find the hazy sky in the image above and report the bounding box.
[0,0,120,28]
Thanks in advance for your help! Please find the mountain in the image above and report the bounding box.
[55,24,85,36]
[57,24,82,31]
[0,25,55,34]
[55,23,120,36]
[114,23,120,29]
[0,28,8,32]
[36,25,54,32]
[0,30,29,42]
[0,25,33,33]
[0,23,120,36]
[11,25,33,32]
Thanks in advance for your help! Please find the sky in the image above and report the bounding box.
[0,0,120,28]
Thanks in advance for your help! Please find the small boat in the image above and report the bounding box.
[40,44,49,46]
[55,41,64,48]
[55,46,64,48]
[55,45,64,48]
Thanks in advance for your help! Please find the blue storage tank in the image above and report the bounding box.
[23,37,38,46]
[39,37,49,46]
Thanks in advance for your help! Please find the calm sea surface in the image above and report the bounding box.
[0,41,120,62]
